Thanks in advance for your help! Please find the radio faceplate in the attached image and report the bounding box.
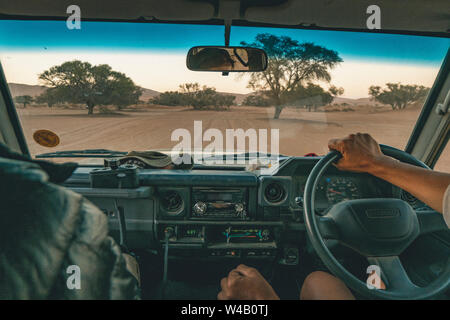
[191,187,249,220]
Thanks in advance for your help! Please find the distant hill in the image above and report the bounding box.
[8,83,162,101]
[333,96,377,106]
[139,87,160,101]
[8,83,47,98]
[217,91,251,105]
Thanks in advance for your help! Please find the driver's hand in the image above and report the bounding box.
[328,133,387,173]
[218,264,280,300]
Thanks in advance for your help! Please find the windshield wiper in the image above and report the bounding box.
[36,149,127,159]
[36,150,288,160]
[202,152,288,161]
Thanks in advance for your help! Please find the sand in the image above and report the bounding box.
[15,105,448,172]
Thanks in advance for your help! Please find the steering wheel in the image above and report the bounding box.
[303,144,450,299]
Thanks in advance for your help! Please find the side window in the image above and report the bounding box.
[434,141,450,172]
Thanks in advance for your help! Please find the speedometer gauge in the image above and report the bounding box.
[326,178,360,204]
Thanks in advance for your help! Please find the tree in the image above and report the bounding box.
[243,94,270,107]
[369,83,429,110]
[14,95,33,108]
[214,94,235,110]
[35,88,64,107]
[179,83,235,110]
[329,85,344,99]
[151,83,235,110]
[150,91,187,106]
[289,83,333,112]
[108,79,143,110]
[241,34,342,119]
[39,60,142,114]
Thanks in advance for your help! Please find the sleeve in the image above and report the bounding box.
[58,197,140,300]
[443,184,450,228]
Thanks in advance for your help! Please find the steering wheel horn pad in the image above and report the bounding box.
[326,198,420,257]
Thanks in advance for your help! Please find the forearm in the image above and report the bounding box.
[368,155,450,213]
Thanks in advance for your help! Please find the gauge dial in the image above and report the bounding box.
[326,178,360,204]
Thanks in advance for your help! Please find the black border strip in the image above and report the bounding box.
[0,63,30,156]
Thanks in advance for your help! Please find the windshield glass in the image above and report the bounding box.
[1,20,449,166]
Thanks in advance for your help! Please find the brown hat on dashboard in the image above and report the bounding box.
[118,150,193,170]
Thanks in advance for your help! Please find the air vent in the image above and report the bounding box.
[161,191,183,213]
[259,176,291,207]
[264,182,286,203]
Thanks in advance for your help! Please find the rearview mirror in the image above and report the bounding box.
[187,46,268,72]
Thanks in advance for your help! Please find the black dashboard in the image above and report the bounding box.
[64,156,411,264]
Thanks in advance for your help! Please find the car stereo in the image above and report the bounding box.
[191,187,249,220]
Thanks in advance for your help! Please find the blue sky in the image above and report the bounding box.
[0,20,448,64]
[0,20,448,97]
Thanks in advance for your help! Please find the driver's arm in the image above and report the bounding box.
[328,133,450,226]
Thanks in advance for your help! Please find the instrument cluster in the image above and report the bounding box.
[296,174,379,213]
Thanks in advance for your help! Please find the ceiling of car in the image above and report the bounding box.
[0,0,449,36]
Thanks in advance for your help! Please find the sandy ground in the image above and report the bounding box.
[15,105,449,172]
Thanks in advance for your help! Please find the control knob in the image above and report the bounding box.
[234,202,245,216]
[193,201,207,216]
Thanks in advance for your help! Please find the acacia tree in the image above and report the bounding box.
[241,34,342,119]
[108,76,143,110]
[289,83,334,112]
[329,85,345,99]
[35,88,64,107]
[369,83,429,110]
[14,95,33,108]
[39,60,142,114]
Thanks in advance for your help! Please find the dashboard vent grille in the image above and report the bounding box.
[161,191,183,213]
[264,182,286,203]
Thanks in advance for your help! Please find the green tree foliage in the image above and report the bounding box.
[241,33,342,119]
[14,95,33,108]
[328,85,345,98]
[288,83,334,112]
[152,83,235,110]
[150,91,186,106]
[369,83,430,110]
[35,88,64,107]
[39,60,142,114]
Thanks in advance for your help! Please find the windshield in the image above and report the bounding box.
[1,20,449,166]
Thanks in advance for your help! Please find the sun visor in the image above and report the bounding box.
[244,0,450,35]
[0,0,215,21]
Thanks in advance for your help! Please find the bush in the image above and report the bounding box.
[242,94,270,107]
[150,91,186,106]
[151,83,235,110]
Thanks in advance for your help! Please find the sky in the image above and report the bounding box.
[0,20,448,98]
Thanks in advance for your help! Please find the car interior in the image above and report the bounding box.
[0,0,449,300]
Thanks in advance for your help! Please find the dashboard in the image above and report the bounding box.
[64,156,407,264]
